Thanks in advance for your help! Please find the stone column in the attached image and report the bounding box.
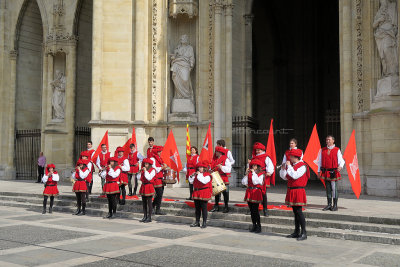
[224,1,233,148]
[213,0,223,141]
[91,0,103,122]
[244,14,254,117]
[65,46,77,167]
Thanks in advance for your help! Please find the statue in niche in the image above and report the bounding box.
[51,70,66,121]
[170,34,195,100]
[373,0,399,96]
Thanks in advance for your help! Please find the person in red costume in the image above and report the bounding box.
[184,146,199,200]
[100,157,121,219]
[115,146,130,205]
[72,159,90,215]
[280,149,309,241]
[139,158,156,223]
[151,146,168,215]
[41,164,59,214]
[210,146,232,213]
[128,143,144,196]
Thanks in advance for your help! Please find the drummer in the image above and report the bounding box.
[183,146,199,200]
[210,146,232,213]
[242,159,264,233]
[188,161,212,228]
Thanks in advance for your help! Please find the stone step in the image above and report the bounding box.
[1,199,399,245]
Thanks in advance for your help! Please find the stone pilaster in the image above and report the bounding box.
[224,0,233,148]
[213,0,223,141]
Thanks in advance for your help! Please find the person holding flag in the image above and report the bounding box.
[280,148,309,241]
[188,160,212,229]
[86,141,95,195]
[184,146,199,200]
[282,138,303,165]
[151,146,168,215]
[128,143,144,196]
[100,157,121,219]
[139,158,156,223]
[210,146,232,213]
[115,146,130,205]
[317,135,345,211]
[41,164,59,214]
[247,142,274,216]
[96,144,111,191]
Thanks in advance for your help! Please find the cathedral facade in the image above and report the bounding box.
[0,0,399,197]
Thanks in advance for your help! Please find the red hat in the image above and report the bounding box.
[253,142,265,151]
[108,157,119,163]
[46,164,56,170]
[80,150,90,159]
[249,159,263,167]
[215,146,226,155]
[115,146,124,153]
[76,159,85,166]
[142,158,153,165]
[289,149,303,158]
[196,161,208,169]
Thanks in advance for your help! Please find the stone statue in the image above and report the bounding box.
[170,34,195,100]
[373,0,399,96]
[51,70,66,121]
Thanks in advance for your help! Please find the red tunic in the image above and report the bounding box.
[99,152,111,168]
[102,166,121,194]
[139,168,155,196]
[147,147,153,157]
[43,174,59,196]
[252,153,271,191]
[87,149,95,160]
[285,162,309,206]
[152,156,164,188]
[117,157,129,185]
[72,168,88,192]
[186,155,199,180]
[244,172,263,203]
[211,155,230,185]
[320,147,342,181]
[192,172,212,201]
[128,151,140,174]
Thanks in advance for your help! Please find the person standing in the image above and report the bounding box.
[189,161,212,228]
[242,159,264,233]
[210,146,232,213]
[280,149,309,241]
[317,135,345,212]
[37,152,46,183]
[115,146,130,205]
[281,138,303,165]
[216,140,235,165]
[72,159,89,216]
[139,158,156,223]
[128,143,144,196]
[147,137,155,157]
[100,157,120,219]
[86,141,95,194]
[96,144,111,192]
[151,146,167,215]
[42,164,59,214]
[80,151,93,203]
[184,146,199,200]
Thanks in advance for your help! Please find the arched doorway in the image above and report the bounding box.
[252,0,340,171]
[15,0,43,179]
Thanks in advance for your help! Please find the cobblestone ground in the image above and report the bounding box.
[0,206,400,267]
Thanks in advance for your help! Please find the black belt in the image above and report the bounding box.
[321,168,336,172]
[46,184,56,187]
[142,182,152,185]
[194,187,207,191]
[188,167,195,169]
[248,187,261,190]
[76,178,84,181]
[130,165,137,167]
[106,181,117,184]
[288,187,305,189]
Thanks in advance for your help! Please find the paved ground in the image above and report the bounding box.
[1,205,400,267]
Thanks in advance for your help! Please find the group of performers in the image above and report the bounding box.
[40,134,345,241]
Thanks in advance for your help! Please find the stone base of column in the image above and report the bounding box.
[0,165,16,180]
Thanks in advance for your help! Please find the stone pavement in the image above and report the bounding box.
[1,205,400,267]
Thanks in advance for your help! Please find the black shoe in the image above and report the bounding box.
[222,206,229,213]
[78,209,86,216]
[255,224,261,233]
[249,224,256,232]
[186,197,192,200]
[110,213,117,219]
[105,213,112,219]
[128,189,133,196]
[87,198,90,203]
[286,232,300,238]
[73,209,81,215]
[121,200,126,205]
[263,209,269,217]
[139,216,147,222]
[201,221,207,229]
[144,216,152,223]
[210,205,219,212]
[331,199,338,211]
[297,232,307,241]
[42,209,46,214]
[190,222,200,227]
[49,207,53,214]
[118,199,122,205]
[155,209,165,215]
[322,198,332,211]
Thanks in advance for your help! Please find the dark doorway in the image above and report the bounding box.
[252,0,340,168]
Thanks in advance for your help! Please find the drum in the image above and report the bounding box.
[211,171,226,196]
[163,169,177,184]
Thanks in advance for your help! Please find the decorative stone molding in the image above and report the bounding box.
[151,0,158,121]
[355,0,363,111]
[208,2,214,119]
[212,0,224,15]
[224,3,234,16]
[244,14,254,26]
[169,0,198,19]
[9,50,18,60]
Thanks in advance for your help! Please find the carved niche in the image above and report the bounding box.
[169,0,198,19]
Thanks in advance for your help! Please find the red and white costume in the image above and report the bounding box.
[185,154,199,182]
[250,142,274,191]
[96,151,111,171]
[116,152,130,186]
[280,151,309,206]
[242,160,264,203]
[282,147,303,165]
[151,146,164,188]
[189,170,212,201]
[42,164,59,196]
[139,159,156,197]
[211,147,232,185]
[128,150,140,174]
[101,158,121,194]
[79,151,93,183]
[317,145,345,181]
[72,160,90,192]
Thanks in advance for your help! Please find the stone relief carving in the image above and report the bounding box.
[169,0,198,19]
[373,0,399,96]
[51,70,66,121]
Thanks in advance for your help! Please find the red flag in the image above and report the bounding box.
[303,124,325,187]
[199,123,213,163]
[266,119,277,186]
[343,130,361,198]
[131,127,137,150]
[161,130,183,180]
[122,138,132,157]
[92,131,109,163]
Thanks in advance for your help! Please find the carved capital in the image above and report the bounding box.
[9,50,18,60]
[224,3,234,16]
[212,0,224,15]
[169,0,198,19]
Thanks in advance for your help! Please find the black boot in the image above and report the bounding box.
[210,205,219,212]
[249,224,256,232]
[128,188,133,196]
[49,207,53,214]
[322,198,332,211]
[263,207,269,217]
[331,198,338,211]
[297,230,307,241]
[121,199,126,205]
[140,215,147,222]
[201,220,207,229]
[79,206,86,216]
[73,208,81,215]
[190,221,200,227]
[144,214,152,223]
[255,224,261,233]
[104,213,112,219]
[110,212,117,219]
[155,208,165,215]
[222,205,229,213]
[42,208,46,214]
